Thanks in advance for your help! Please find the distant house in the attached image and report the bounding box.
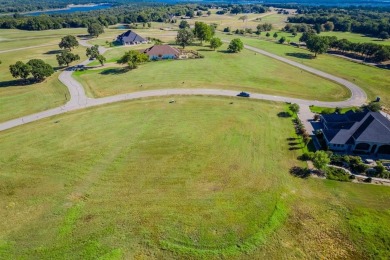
[143,45,181,60]
[319,110,390,157]
[116,30,148,45]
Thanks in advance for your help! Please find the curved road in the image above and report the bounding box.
[0,40,368,132]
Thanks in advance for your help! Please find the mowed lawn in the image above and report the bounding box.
[320,31,390,46]
[0,97,389,259]
[220,33,390,108]
[74,44,349,100]
[0,29,87,122]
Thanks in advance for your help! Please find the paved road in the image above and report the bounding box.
[0,41,368,132]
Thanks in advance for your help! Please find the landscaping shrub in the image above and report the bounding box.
[325,167,351,182]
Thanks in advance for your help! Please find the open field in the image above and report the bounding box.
[219,33,390,108]
[74,44,348,100]
[0,28,87,51]
[188,11,286,31]
[320,31,390,46]
[0,29,88,122]
[89,12,289,47]
[0,97,389,258]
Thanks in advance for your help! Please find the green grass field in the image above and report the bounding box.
[0,29,88,122]
[219,33,390,108]
[0,97,389,259]
[74,44,348,100]
[320,31,390,46]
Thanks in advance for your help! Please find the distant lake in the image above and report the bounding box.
[26,4,112,16]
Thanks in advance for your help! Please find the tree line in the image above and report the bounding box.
[8,35,108,83]
[0,3,269,31]
[0,0,120,14]
[299,32,390,62]
[288,7,390,37]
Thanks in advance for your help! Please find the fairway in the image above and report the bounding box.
[220,33,390,108]
[0,29,87,122]
[0,97,389,259]
[74,44,349,101]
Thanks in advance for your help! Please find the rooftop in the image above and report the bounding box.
[323,111,390,144]
[143,45,180,56]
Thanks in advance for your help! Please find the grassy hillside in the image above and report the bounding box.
[220,33,390,108]
[74,45,349,101]
[0,97,389,258]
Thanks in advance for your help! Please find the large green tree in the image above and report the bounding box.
[56,51,80,67]
[227,38,243,53]
[59,35,79,51]
[26,59,54,81]
[193,21,213,44]
[176,28,194,49]
[88,23,104,37]
[306,35,330,57]
[9,61,31,81]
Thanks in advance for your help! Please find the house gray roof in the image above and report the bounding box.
[117,30,146,43]
[326,112,390,145]
[143,45,180,57]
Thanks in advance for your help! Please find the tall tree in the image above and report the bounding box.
[176,28,194,49]
[59,35,79,51]
[227,38,243,53]
[193,21,213,44]
[26,59,54,81]
[88,23,104,37]
[306,35,329,57]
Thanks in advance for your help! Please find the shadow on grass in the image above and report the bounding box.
[286,52,313,59]
[277,111,291,118]
[99,68,127,75]
[217,50,231,54]
[290,166,311,178]
[0,79,34,88]
[44,50,63,55]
